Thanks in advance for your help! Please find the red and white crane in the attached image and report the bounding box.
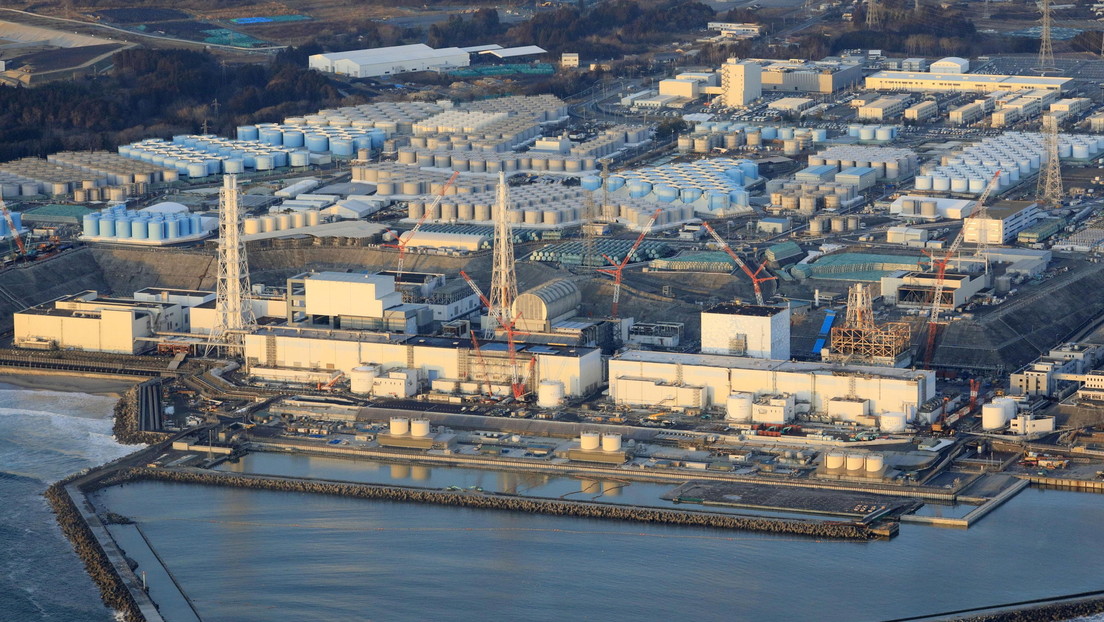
[460,270,532,400]
[384,171,459,281]
[921,169,1001,368]
[0,200,25,257]
[701,221,775,305]
[596,208,662,318]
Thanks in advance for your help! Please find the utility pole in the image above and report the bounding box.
[1036,0,1057,74]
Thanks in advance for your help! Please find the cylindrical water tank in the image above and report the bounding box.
[725,393,753,422]
[537,380,565,408]
[277,214,292,231]
[349,366,379,394]
[307,210,322,226]
[865,454,885,473]
[920,201,938,217]
[580,432,601,451]
[261,216,277,233]
[846,454,866,471]
[292,212,307,228]
[390,417,410,436]
[826,453,846,470]
[601,434,622,452]
[410,419,431,438]
[290,151,311,167]
[131,219,147,239]
[982,403,1009,430]
[880,412,907,433]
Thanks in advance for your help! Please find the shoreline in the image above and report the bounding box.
[0,372,139,398]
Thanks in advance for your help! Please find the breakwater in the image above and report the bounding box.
[100,467,881,540]
[43,479,145,622]
[112,384,169,446]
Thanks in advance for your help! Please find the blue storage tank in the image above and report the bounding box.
[82,214,99,235]
[237,126,259,141]
[187,162,207,178]
[131,219,147,239]
[255,155,275,170]
[259,129,283,146]
[205,159,221,175]
[115,218,132,239]
[282,130,305,148]
[242,154,257,168]
[761,127,778,140]
[581,176,602,191]
[729,190,749,206]
[848,124,862,137]
[191,215,203,235]
[290,151,310,167]
[779,127,794,140]
[177,215,192,237]
[330,138,355,157]
[680,187,703,203]
[147,220,165,241]
[98,217,116,238]
[223,159,244,174]
[305,134,329,152]
[353,136,372,151]
[812,128,828,142]
[606,175,625,191]
[167,219,180,239]
[724,168,744,184]
[11,212,23,232]
[272,151,288,168]
[655,185,679,202]
[369,129,386,148]
[739,161,759,180]
[706,191,729,211]
[172,135,188,144]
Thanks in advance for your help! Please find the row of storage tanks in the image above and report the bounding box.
[73,185,145,203]
[808,148,918,181]
[411,110,544,150]
[766,182,860,215]
[807,214,863,235]
[388,417,433,438]
[46,151,171,187]
[692,122,830,142]
[919,132,1104,195]
[898,198,942,217]
[396,148,597,173]
[824,452,887,474]
[846,124,902,142]
[465,93,569,121]
[82,205,206,242]
[981,397,1018,431]
[242,210,323,235]
[286,101,445,133]
[531,239,673,266]
[581,175,750,210]
[121,137,294,178]
[679,126,827,155]
[578,432,623,453]
[237,123,387,156]
[0,158,169,198]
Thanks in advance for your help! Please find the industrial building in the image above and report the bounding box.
[962,201,1042,244]
[881,271,987,310]
[308,44,470,78]
[14,291,188,354]
[700,303,791,360]
[747,58,864,94]
[608,350,935,420]
[930,57,969,74]
[889,196,975,220]
[1010,343,1103,397]
[865,72,1071,93]
[283,271,433,334]
[857,96,910,121]
[719,58,761,107]
[904,100,938,122]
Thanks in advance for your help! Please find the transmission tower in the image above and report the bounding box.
[1037,115,1064,210]
[1036,0,1057,73]
[210,174,255,350]
[866,0,882,28]
[487,171,517,338]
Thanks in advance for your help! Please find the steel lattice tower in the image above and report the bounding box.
[1037,0,1057,73]
[211,174,255,349]
[866,0,881,28]
[1037,115,1064,210]
[488,171,517,337]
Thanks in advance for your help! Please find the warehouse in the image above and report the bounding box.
[308,44,470,78]
[284,271,432,333]
[930,57,969,74]
[245,329,603,399]
[904,100,937,122]
[746,58,864,94]
[608,350,935,420]
[866,71,1071,93]
[962,200,1042,244]
[857,96,909,121]
[881,271,987,310]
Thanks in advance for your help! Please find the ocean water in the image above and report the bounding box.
[99,452,1104,622]
[0,383,136,622]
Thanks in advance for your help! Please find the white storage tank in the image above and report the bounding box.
[580,432,601,451]
[825,453,846,470]
[846,454,866,471]
[410,419,431,438]
[537,380,565,408]
[981,402,1010,430]
[725,393,754,422]
[879,412,907,434]
[865,454,885,473]
[390,417,410,436]
[349,366,379,394]
[601,434,622,452]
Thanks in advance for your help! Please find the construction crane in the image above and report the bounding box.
[460,270,530,400]
[921,170,1001,368]
[384,171,459,281]
[0,200,25,259]
[596,208,662,318]
[701,221,776,305]
[317,372,345,391]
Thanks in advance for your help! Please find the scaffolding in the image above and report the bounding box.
[828,284,910,365]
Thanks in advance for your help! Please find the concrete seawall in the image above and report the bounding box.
[97,467,884,541]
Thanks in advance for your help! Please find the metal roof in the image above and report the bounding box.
[482,46,548,58]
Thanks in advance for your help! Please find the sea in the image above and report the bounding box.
[4,382,1104,622]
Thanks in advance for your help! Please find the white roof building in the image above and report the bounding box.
[309,44,470,78]
[930,57,969,74]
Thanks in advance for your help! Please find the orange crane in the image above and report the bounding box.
[921,170,1001,368]
[317,371,344,391]
[469,331,490,396]
[0,201,25,258]
[384,171,459,280]
[596,208,662,317]
[702,221,775,305]
[460,270,531,400]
